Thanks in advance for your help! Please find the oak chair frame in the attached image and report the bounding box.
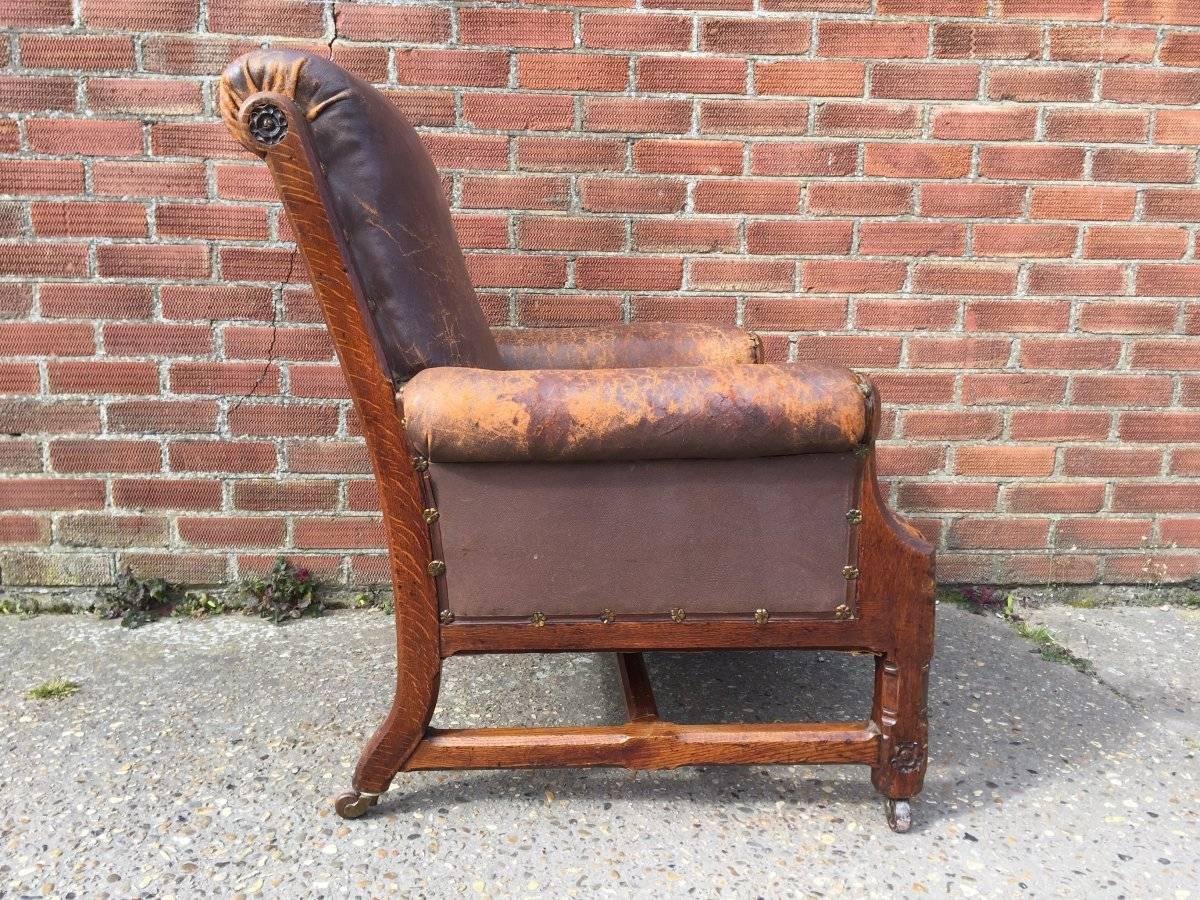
[225,89,935,832]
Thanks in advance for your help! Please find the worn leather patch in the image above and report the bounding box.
[403,363,871,462]
[494,323,762,370]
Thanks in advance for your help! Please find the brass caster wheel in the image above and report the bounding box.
[334,791,379,820]
[885,799,912,833]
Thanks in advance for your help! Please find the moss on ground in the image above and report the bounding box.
[25,678,80,701]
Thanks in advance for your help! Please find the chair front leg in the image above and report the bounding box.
[870,646,931,832]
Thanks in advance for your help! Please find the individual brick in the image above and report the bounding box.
[700,17,811,54]
[633,140,743,175]
[988,66,1093,102]
[178,517,288,548]
[872,64,980,100]
[50,440,160,473]
[87,78,203,115]
[207,0,324,36]
[169,441,277,473]
[20,35,135,71]
[517,54,629,92]
[518,294,625,327]
[636,56,747,94]
[337,4,450,42]
[581,177,687,213]
[698,100,809,136]
[582,14,692,51]
[459,8,574,49]
[1,0,73,27]
[930,103,1037,140]
[48,360,159,395]
[108,401,219,434]
[0,76,75,112]
[585,98,691,134]
[933,23,1042,59]
[1049,26,1155,62]
[818,21,929,58]
[755,60,865,97]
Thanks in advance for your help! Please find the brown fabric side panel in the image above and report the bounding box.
[494,324,761,370]
[429,454,860,620]
[403,363,870,462]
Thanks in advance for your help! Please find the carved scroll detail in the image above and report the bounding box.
[218,54,350,154]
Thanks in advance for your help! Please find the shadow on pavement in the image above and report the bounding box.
[405,605,1138,830]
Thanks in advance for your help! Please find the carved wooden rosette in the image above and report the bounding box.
[225,85,441,794]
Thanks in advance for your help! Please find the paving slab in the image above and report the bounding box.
[1,604,1197,898]
[1025,604,1200,739]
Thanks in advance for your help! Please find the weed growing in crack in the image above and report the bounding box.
[238,557,324,624]
[1002,593,1095,675]
[173,590,231,619]
[96,568,179,629]
[352,589,394,615]
[936,585,1008,614]
[88,562,387,628]
[1,595,41,617]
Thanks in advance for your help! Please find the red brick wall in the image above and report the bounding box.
[2,0,1199,589]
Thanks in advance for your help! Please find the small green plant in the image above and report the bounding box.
[1012,621,1095,674]
[936,586,1008,615]
[239,557,323,624]
[96,568,179,629]
[26,677,80,700]
[173,590,230,619]
[998,592,1094,674]
[352,589,393,615]
[1,595,38,616]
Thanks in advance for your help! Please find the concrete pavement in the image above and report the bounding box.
[1,602,1197,897]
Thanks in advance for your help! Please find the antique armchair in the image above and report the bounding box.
[219,50,934,832]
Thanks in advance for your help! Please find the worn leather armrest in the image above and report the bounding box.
[492,323,762,370]
[402,363,872,463]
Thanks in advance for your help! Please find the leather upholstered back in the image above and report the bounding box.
[221,49,502,382]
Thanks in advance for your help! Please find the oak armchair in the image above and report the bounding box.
[219,50,935,832]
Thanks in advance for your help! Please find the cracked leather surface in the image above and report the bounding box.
[493,324,762,370]
[221,49,502,381]
[403,363,870,462]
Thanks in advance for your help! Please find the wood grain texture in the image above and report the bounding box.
[230,95,442,795]
[858,424,936,801]
[441,617,879,656]
[404,721,880,771]
[616,652,659,723]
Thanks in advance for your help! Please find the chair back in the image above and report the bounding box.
[221,50,501,381]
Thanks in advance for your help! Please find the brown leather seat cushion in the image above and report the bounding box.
[402,363,871,463]
[494,323,761,370]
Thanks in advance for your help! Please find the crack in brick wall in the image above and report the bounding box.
[2,0,1200,589]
